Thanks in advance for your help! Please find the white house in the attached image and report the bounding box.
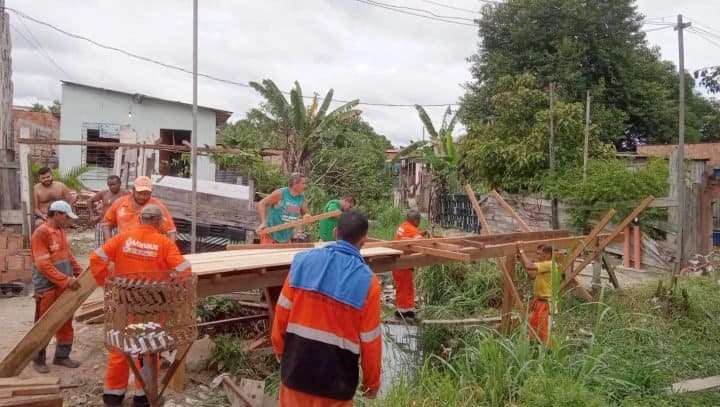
[59,81,231,190]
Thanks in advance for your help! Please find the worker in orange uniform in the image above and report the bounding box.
[90,205,192,407]
[518,244,554,345]
[272,210,382,406]
[102,176,176,242]
[392,208,428,321]
[30,200,83,374]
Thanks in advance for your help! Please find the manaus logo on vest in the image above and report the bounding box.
[122,238,159,258]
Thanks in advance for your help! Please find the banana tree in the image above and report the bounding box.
[249,79,360,174]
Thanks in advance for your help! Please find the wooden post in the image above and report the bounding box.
[623,227,631,268]
[500,256,517,334]
[583,90,591,182]
[18,137,32,237]
[548,82,559,230]
[633,225,641,270]
[0,0,12,156]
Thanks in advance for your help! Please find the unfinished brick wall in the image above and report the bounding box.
[0,229,31,283]
[12,110,60,168]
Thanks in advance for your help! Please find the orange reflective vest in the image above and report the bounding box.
[103,195,176,236]
[30,223,83,292]
[89,224,190,286]
[272,242,382,404]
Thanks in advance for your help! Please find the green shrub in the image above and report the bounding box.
[518,375,609,407]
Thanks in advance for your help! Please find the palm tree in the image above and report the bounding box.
[394,105,460,166]
[249,79,360,174]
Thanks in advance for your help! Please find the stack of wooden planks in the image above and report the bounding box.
[0,377,63,406]
[74,299,104,325]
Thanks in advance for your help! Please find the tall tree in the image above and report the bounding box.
[249,79,360,174]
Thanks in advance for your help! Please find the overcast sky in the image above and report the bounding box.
[6,0,720,146]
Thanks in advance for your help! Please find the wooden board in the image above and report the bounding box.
[260,210,341,234]
[187,247,402,275]
[0,378,60,389]
[0,271,97,378]
[0,394,62,407]
[671,375,720,394]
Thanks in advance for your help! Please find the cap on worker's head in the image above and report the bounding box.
[49,200,78,219]
[140,204,163,219]
[406,207,421,221]
[134,176,153,192]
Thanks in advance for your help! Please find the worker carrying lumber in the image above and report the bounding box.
[392,208,429,321]
[102,176,176,242]
[256,173,309,244]
[272,210,382,406]
[518,244,554,345]
[30,200,83,374]
[318,194,356,241]
[90,204,192,407]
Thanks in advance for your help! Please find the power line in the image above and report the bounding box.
[351,0,477,26]
[690,26,720,42]
[3,6,458,107]
[359,0,476,21]
[643,26,673,33]
[688,28,720,50]
[9,22,70,79]
[415,0,479,14]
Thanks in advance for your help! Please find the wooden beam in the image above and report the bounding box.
[0,394,63,407]
[420,316,503,327]
[260,210,341,234]
[490,190,530,231]
[464,184,491,234]
[560,196,655,291]
[601,254,621,289]
[671,375,720,394]
[227,242,316,251]
[0,378,60,389]
[560,209,616,276]
[0,271,97,377]
[407,245,472,262]
[197,314,268,328]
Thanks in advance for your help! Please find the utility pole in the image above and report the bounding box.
[0,0,12,161]
[549,82,559,229]
[190,0,198,253]
[583,90,591,182]
[674,14,691,276]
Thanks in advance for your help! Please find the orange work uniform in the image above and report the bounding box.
[392,221,423,313]
[89,224,191,399]
[30,222,83,354]
[103,195,176,235]
[272,240,382,406]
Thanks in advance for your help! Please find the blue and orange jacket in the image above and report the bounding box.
[271,240,382,401]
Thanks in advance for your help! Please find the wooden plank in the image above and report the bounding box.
[560,196,655,291]
[490,190,530,231]
[464,184,490,234]
[197,314,268,328]
[4,385,59,397]
[228,242,316,251]
[259,210,341,235]
[0,271,97,377]
[420,316,502,326]
[407,245,472,262]
[501,256,517,334]
[0,378,60,389]
[671,375,720,394]
[601,254,621,289]
[0,394,62,407]
[560,209,616,276]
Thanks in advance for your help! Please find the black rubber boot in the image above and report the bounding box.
[53,344,81,368]
[102,393,125,407]
[132,395,150,407]
[32,349,49,374]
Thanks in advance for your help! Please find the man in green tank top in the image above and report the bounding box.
[318,195,356,241]
[256,173,309,244]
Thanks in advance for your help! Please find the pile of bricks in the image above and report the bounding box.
[0,230,31,283]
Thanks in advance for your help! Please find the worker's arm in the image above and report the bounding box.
[33,187,46,219]
[164,238,191,278]
[62,184,75,205]
[271,278,295,360]
[69,252,83,277]
[31,229,73,290]
[359,276,382,399]
[518,248,538,278]
[102,199,120,241]
[89,191,104,218]
[256,189,282,233]
[157,201,178,242]
[90,236,119,286]
[301,201,310,217]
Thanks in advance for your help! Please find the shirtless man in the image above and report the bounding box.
[33,167,75,228]
[89,175,127,247]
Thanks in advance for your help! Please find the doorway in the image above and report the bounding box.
[159,129,191,177]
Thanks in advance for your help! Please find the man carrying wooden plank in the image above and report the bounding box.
[102,176,176,242]
[392,208,429,321]
[318,194,355,241]
[271,210,381,406]
[33,167,75,228]
[255,173,309,244]
[90,205,192,407]
[89,175,128,247]
[518,244,554,345]
[30,200,83,374]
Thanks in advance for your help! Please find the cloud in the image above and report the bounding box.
[6,0,719,146]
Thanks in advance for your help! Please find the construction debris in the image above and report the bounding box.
[212,374,271,407]
[0,377,63,407]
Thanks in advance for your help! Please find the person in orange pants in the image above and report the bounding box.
[519,244,554,344]
[392,208,428,321]
[30,200,84,374]
[90,205,191,407]
[272,210,382,406]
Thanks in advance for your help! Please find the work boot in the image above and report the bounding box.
[52,344,81,368]
[32,349,49,374]
[395,310,416,321]
[102,393,125,407]
[132,395,150,407]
